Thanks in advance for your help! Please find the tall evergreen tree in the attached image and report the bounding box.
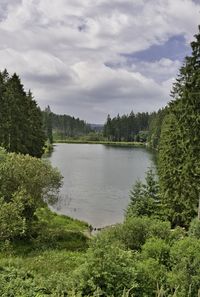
[159,26,200,227]
[43,105,53,144]
[25,91,45,157]
[0,70,45,157]
[0,70,10,148]
[148,108,167,149]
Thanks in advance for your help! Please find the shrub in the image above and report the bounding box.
[112,217,171,251]
[188,218,200,239]
[69,239,137,296]
[141,238,170,267]
[167,237,200,296]
[0,148,62,240]
[134,258,167,297]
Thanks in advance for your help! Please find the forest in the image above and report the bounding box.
[0,26,200,297]
[43,106,166,146]
[43,106,91,143]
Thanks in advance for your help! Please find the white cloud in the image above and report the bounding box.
[0,0,199,122]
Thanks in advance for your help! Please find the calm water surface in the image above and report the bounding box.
[48,144,154,228]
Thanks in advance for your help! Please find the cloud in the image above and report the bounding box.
[0,0,199,122]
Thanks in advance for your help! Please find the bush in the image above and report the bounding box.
[111,217,171,251]
[167,237,200,296]
[141,238,170,267]
[0,191,26,241]
[69,239,137,296]
[0,148,62,240]
[134,238,170,296]
[189,218,200,239]
[0,266,40,297]
[134,258,167,297]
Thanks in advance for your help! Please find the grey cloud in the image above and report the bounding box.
[24,72,71,85]
[0,0,199,123]
[0,0,22,21]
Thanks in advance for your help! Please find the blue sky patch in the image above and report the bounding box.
[121,35,191,63]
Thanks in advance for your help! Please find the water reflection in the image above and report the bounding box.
[47,144,155,228]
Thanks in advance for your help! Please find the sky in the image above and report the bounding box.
[0,0,200,123]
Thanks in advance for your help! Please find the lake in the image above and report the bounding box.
[47,143,155,228]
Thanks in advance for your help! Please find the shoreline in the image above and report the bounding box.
[53,140,146,147]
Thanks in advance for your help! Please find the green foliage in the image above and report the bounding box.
[33,208,89,251]
[0,70,45,157]
[43,139,53,154]
[36,207,88,232]
[79,131,105,142]
[134,258,167,297]
[0,251,85,297]
[188,218,200,239]
[103,112,150,142]
[50,112,91,141]
[0,206,89,296]
[126,168,161,218]
[159,27,200,227]
[0,266,40,297]
[0,207,199,297]
[102,217,171,251]
[0,191,26,240]
[159,113,190,226]
[43,105,53,144]
[148,108,167,149]
[167,238,200,296]
[115,217,151,250]
[0,149,62,240]
[141,238,170,267]
[70,239,137,296]
[166,226,186,245]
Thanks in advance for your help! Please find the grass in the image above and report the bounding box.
[0,250,85,295]
[36,207,88,233]
[0,207,89,296]
[5,207,90,256]
[0,251,85,296]
[53,139,146,147]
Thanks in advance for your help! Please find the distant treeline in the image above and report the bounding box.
[43,106,91,142]
[43,107,168,146]
[103,109,167,146]
[103,112,149,142]
[0,69,167,151]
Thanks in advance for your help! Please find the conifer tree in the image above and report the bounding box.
[159,26,200,227]
[0,70,45,157]
[43,105,53,144]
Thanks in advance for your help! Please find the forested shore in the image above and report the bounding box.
[43,105,166,148]
[0,26,200,297]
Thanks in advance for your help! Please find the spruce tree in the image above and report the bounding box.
[43,105,53,144]
[0,70,9,148]
[0,70,45,157]
[159,26,200,227]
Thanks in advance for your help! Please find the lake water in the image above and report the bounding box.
[47,143,154,228]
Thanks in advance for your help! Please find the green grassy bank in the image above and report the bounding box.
[53,139,146,147]
[0,207,90,296]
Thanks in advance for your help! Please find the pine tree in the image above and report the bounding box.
[43,105,53,144]
[0,70,9,148]
[159,26,200,227]
[103,114,113,140]
[0,70,45,157]
[25,90,45,157]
